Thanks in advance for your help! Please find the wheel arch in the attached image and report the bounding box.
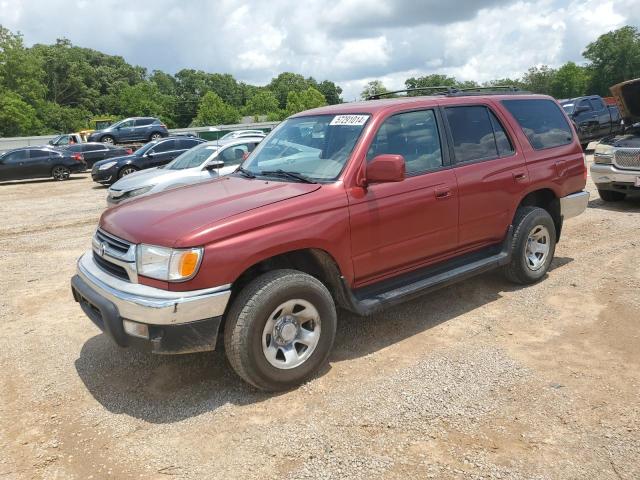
[516,188,562,241]
[228,248,348,314]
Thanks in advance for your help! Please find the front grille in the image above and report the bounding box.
[96,228,131,255]
[613,148,640,170]
[93,251,129,280]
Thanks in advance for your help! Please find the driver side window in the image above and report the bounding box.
[220,144,249,167]
[367,109,443,175]
[119,120,134,128]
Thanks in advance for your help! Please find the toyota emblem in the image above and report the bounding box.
[99,242,107,257]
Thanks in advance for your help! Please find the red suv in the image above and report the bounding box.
[71,90,589,391]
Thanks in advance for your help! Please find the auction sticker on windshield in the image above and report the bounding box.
[330,115,369,126]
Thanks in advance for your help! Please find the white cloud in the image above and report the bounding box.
[0,0,637,100]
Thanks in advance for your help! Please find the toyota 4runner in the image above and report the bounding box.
[71,89,589,391]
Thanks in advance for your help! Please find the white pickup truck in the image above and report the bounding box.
[48,133,84,146]
[591,78,640,202]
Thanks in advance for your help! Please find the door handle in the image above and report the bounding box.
[513,172,528,182]
[435,186,452,199]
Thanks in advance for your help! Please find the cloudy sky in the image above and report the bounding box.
[1,0,638,100]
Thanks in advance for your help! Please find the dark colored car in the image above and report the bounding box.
[0,146,86,182]
[560,95,623,146]
[59,143,132,168]
[72,90,589,391]
[91,137,205,185]
[87,117,169,145]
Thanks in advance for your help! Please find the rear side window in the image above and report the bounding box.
[502,99,573,150]
[178,138,202,149]
[445,106,514,163]
[151,140,175,153]
[84,144,105,152]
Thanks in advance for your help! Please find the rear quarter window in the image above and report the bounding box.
[502,99,573,150]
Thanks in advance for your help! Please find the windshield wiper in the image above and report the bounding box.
[235,166,256,179]
[260,169,317,184]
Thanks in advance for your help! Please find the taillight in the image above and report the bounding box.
[125,148,133,154]
[73,153,84,162]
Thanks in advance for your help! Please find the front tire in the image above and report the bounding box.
[118,166,138,179]
[504,206,556,285]
[224,270,337,391]
[51,165,71,181]
[598,189,625,202]
[149,132,163,141]
[101,135,115,145]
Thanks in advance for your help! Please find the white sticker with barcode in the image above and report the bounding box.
[330,115,369,126]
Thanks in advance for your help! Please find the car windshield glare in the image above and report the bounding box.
[166,145,219,170]
[242,114,369,181]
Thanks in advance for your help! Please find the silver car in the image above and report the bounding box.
[106,137,263,206]
[220,130,267,140]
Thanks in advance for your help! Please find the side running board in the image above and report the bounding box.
[340,226,513,316]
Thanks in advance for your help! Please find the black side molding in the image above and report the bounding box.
[339,226,513,316]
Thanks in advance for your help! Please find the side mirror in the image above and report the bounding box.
[366,154,405,184]
[48,140,54,145]
[205,160,224,170]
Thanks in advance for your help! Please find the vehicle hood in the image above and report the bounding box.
[109,167,176,191]
[610,78,640,122]
[100,176,322,247]
[93,154,136,168]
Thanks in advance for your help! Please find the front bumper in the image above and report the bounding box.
[560,190,589,219]
[591,163,640,189]
[91,165,118,184]
[71,251,231,354]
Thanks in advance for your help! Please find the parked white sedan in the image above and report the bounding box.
[106,137,263,206]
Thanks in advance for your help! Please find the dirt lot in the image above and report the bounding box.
[1,158,639,480]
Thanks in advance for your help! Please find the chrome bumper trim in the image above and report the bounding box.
[76,251,230,325]
[560,191,589,220]
[590,163,640,185]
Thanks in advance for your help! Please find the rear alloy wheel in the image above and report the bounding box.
[598,189,625,202]
[224,269,337,391]
[51,165,71,181]
[150,132,162,141]
[118,166,138,178]
[504,206,556,284]
[101,135,115,145]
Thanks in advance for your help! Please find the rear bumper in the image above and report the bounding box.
[560,190,589,220]
[71,250,231,354]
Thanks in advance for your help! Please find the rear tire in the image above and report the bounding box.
[504,206,556,285]
[224,269,337,391]
[598,189,625,202]
[118,166,138,179]
[51,165,71,181]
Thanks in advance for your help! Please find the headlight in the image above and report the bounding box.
[136,244,203,281]
[99,161,117,170]
[127,185,154,198]
[594,143,613,164]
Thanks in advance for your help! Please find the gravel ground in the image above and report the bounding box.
[1,158,639,479]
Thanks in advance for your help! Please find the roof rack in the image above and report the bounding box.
[366,85,529,100]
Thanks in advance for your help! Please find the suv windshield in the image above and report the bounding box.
[241,114,370,181]
[166,144,219,170]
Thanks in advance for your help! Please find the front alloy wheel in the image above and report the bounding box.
[224,269,337,391]
[119,166,137,178]
[150,132,162,141]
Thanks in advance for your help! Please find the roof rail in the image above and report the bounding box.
[366,85,529,100]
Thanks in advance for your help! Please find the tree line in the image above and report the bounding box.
[361,26,640,102]
[1,25,639,137]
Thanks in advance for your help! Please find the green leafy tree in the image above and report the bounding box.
[522,65,557,94]
[317,80,343,104]
[0,90,41,136]
[405,74,456,93]
[482,78,526,90]
[244,90,279,116]
[191,91,241,126]
[583,26,640,95]
[0,26,46,105]
[268,72,312,108]
[550,62,589,99]
[360,80,389,100]
[285,87,327,116]
[116,82,174,125]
